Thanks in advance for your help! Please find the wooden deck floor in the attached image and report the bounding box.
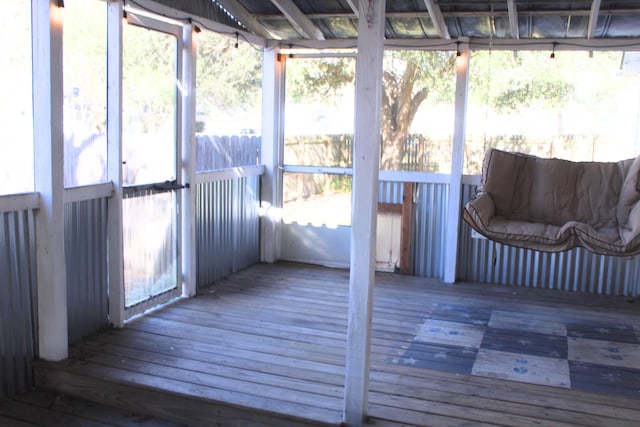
[33,262,640,426]
[0,390,183,427]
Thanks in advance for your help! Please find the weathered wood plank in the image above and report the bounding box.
[127,316,347,362]
[10,390,181,427]
[160,300,418,347]
[371,364,640,417]
[215,263,640,321]
[0,415,37,427]
[34,262,640,427]
[369,392,581,427]
[136,302,422,370]
[70,346,345,406]
[0,398,108,427]
[77,334,345,386]
[36,361,339,426]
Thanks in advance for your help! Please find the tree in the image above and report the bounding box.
[286,56,355,101]
[285,51,456,170]
[286,49,590,171]
[196,31,263,129]
[471,51,574,118]
[122,24,179,134]
[380,51,455,169]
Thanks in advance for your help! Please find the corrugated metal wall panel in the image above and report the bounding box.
[0,209,37,400]
[457,183,640,297]
[64,198,109,344]
[378,181,403,204]
[196,135,261,171]
[196,176,260,288]
[378,180,449,279]
[233,175,260,272]
[412,182,449,279]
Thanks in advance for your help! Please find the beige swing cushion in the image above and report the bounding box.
[463,148,640,255]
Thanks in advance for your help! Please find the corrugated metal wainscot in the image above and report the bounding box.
[457,182,640,297]
[64,197,110,344]
[412,181,449,279]
[0,208,38,400]
[379,180,449,279]
[196,175,260,288]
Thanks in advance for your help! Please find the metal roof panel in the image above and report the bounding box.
[320,17,359,38]
[194,0,640,42]
[603,14,640,36]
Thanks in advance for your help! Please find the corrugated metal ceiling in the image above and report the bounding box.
[225,0,640,40]
[152,0,640,42]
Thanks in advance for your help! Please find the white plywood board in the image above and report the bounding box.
[280,223,350,268]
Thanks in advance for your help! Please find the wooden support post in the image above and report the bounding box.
[443,39,470,284]
[181,24,197,297]
[400,182,414,274]
[107,0,125,327]
[344,0,385,425]
[33,0,68,361]
[260,49,285,263]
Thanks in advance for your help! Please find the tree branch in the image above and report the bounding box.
[408,87,429,125]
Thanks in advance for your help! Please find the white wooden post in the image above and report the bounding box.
[33,0,68,361]
[260,48,285,263]
[107,0,125,327]
[344,0,386,425]
[181,24,197,297]
[443,39,470,284]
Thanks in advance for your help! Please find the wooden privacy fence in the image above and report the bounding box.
[196,134,261,172]
[63,132,609,187]
[283,134,449,172]
[64,133,261,186]
[284,134,352,167]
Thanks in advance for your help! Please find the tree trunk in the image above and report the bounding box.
[381,128,409,170]
[380,60,429,171]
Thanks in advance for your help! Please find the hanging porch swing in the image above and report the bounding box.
[463,148,640,256]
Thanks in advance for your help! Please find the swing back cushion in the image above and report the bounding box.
[463,148,640,255]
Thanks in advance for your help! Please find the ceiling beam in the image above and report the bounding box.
[507,0,519,39]
[422,0,451,39]
[130,0,267,47]
[215,0,274,39]
[588,0,602,39]
[277,36,640,51]
[255,8,640,20]
[344,0,360,18]
[270,0,325,40]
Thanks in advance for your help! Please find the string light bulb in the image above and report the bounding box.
[456,41,461,57]
[188,18,201,34]
[52,0,65,26]
[122,0,128,25]
[550,42,557,59]
[234,32,239,49]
